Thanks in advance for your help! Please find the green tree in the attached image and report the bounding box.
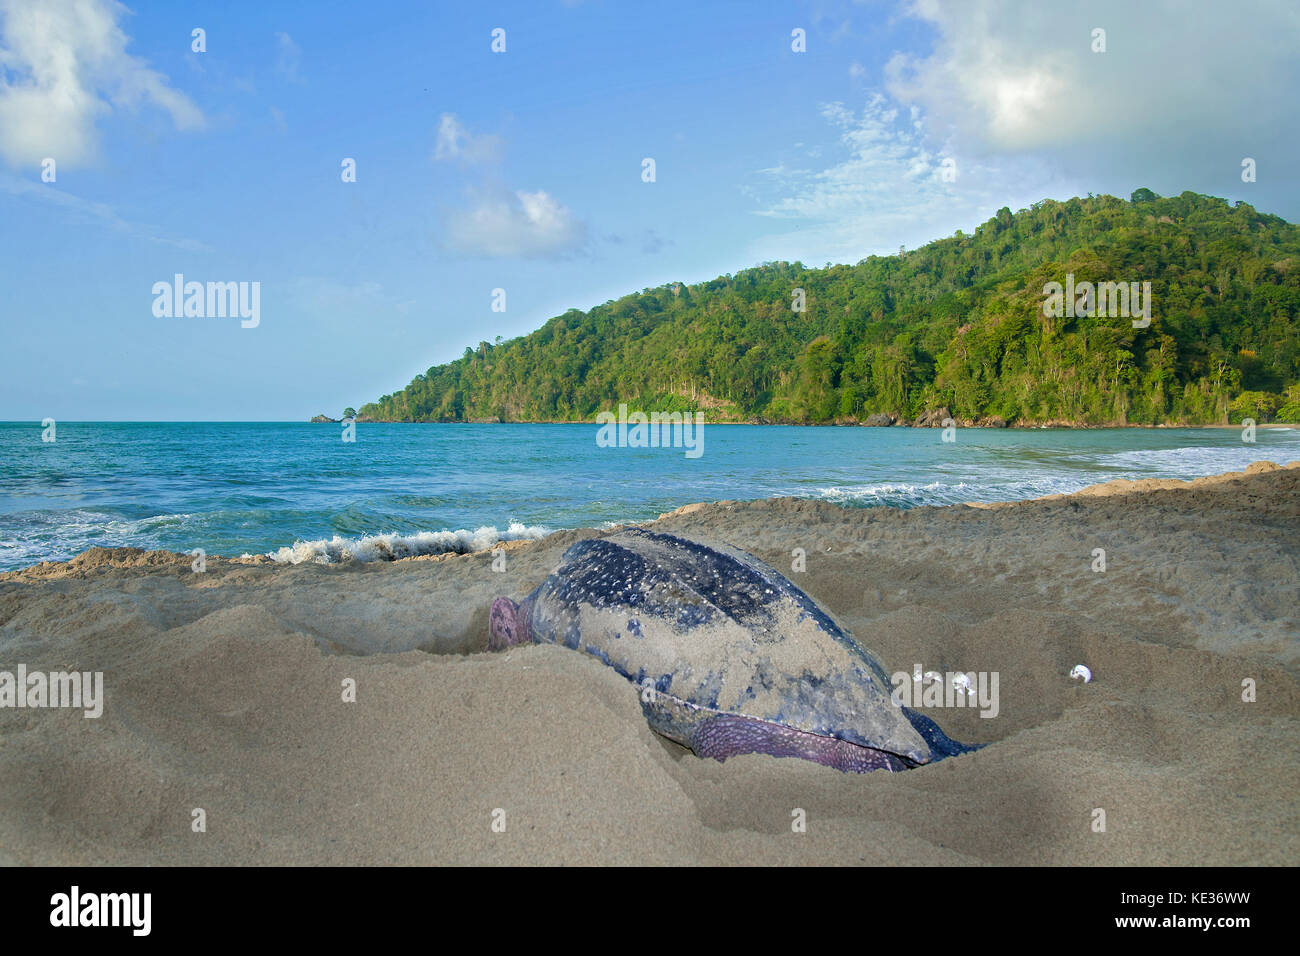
[356,191,1300,428]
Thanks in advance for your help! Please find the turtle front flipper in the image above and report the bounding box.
[488,595,536,650]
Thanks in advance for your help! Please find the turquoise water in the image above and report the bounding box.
[1,421,1297,571]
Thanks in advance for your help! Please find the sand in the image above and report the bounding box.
[1,461,1297,865]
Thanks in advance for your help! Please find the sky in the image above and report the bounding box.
[1,0,1298,421]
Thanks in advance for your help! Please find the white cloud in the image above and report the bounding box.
[748,0,1300,262]
[433,114,584,257]
[0,0,203,168]
[445,187,587,259]
[433,112,502,165]
[746,94,1058,263]
[886,0,1300,174]
[274,32,302,84]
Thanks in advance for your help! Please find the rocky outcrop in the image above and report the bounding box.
[309,415,339,423]
[914,407,953,428]
[862,413,895,427]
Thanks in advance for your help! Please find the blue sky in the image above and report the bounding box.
[2,0,1298,420]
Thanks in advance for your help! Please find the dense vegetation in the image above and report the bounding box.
[359,190,1300,426]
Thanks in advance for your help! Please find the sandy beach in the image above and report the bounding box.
[1,461,1297,866]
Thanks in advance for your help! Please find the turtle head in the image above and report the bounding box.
[488,596,530,651]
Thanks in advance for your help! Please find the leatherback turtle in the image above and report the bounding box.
[488,529,975,772]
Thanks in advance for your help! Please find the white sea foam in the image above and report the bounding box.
[813,480,979,506]
[810,478,1080,507]
[0,510,196,570]
[1091,444,1300,473]
[267,522,552,564]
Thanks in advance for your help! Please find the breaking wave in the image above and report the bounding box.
[267,522,552,564]
[811,478,1075,508]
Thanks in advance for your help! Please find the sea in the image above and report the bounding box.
[1,421,1297,572]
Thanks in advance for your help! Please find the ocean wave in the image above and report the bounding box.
[1087,444,1300,474]
[6,508,193,535]
[267,522,553,564]
[0,509,197,569]
[813,481,973,506]
[810,478,1077,507]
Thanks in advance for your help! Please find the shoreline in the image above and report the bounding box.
[4,460,1298,578]
[342,418,1300,428]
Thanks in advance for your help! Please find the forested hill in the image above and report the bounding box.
[358,190,1300,426]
